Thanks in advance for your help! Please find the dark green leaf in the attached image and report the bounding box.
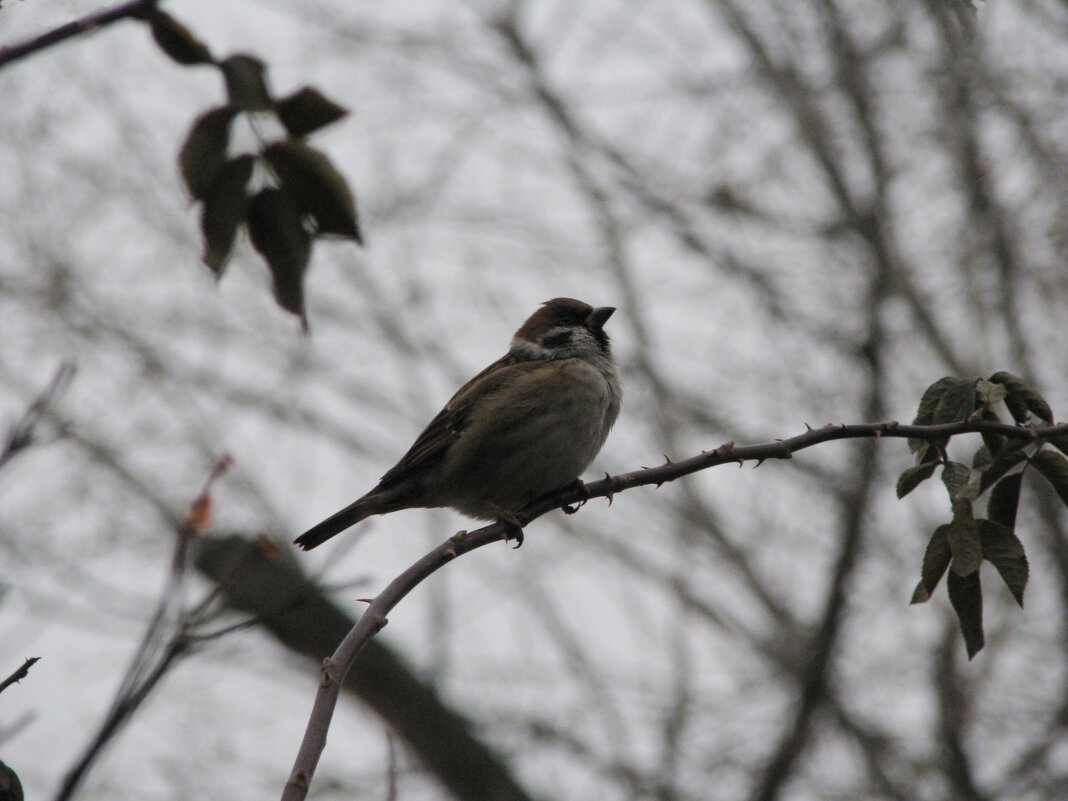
[941,461,974,501]
[264,141,361,242]
[246,188,311,321]
[897,462,937,499]
[911,524,951,604]
[945,513,983,576]
[989,371,1053,423]
[179,106,237,200]
[148,10,214,65]
[932,378,978,424]
[221,54,273,111]
[200,155,255,275]
[909,376,957,455]
[977,445,1028,495]
[947,569,984,659]
[275,87,349,137]
[978,520,1028,607]
[978,408,1007,458]
[0,760,23,801]
[1032,448,1068,509]
[988,473,1023,531]
[914,376,958,425]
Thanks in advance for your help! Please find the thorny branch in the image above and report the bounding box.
[281,417,1068,801]
[0,658,40,697]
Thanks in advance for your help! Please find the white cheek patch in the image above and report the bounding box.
[509,338,557,360]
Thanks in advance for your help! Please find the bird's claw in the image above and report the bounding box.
[561,479,590,515]
[495,510,525,548]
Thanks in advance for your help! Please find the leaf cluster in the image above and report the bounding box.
[148,10,360,328]
[899,373,1068,657]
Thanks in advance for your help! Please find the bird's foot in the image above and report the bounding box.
[492,508,525,549]
[561,479,590,515]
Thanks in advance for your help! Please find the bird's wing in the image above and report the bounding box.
[375,353,541,489]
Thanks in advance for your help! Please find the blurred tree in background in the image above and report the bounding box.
[1,1,1067,800]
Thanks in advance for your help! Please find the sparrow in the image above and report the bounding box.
[295,298,622,550]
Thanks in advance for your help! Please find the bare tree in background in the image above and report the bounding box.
[1,1,1067,800]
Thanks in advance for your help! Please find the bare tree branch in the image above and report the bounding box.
[282,416,1068,800]
[0,0,159,71]
[0,362,75,471]
[194,534,537,801]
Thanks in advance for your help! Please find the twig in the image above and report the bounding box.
[281,418,1068,800]
[53,456,231,801]
[0,658,40,696]
[0,0,158,71]
[0,362,76,471]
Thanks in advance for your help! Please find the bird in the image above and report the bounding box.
[295,297,622,550]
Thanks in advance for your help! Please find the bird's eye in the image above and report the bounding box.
[542,330,572,349]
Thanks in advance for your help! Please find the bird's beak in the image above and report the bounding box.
[587,306,616,330]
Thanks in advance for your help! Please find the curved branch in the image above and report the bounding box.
[281,418,1068,800]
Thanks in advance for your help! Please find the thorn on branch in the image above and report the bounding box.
[0,656,41,696]
[600,473,616,505]
[319,664,335,687]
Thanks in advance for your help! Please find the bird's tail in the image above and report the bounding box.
[294,497,378,550]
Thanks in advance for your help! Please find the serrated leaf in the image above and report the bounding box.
[275,87,349,137]
[977,445,1028,496]
[978,519,1028,607]
[947,569,984,659]
[200,155,255,275]
[221,54,273,111]
[941,461,973,500]
[988,473,1023,531]
[911,525,951,604]
[179,106,237,200]
[897,462,937,499]
[246,188,310,321]
[148,10,214,65]
[933,378,978,424]
[989,371,1053,424]
[946,511,983,576]
[264,141,361,242]
[1032,448,1068,509]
